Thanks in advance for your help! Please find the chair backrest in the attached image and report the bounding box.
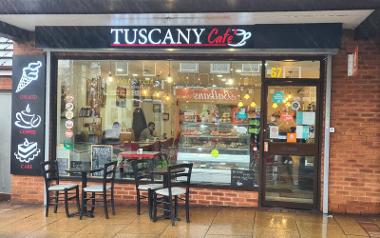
[40,160,60,188]
[131,159,154,188]
[102,161,117,190]
[168,163,193,192]
[150,141,160,151]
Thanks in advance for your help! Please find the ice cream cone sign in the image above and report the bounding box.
[16,61,43,93]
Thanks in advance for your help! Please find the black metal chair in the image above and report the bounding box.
[131,159,163,218]
[41,160,80,217]
[81,161,117,219]
[152,163,193,226]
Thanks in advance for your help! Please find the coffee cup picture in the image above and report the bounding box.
[15,104,41,129]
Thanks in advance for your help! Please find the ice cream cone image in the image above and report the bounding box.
[15,61,42,93]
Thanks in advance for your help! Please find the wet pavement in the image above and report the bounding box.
[0,202,379,238]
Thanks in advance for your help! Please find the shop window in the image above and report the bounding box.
[265,60,320,79]
[56,60,261,189]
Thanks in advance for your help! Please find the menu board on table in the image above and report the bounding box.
[91,145,113,176]
[231,169,256,189]
[11,55,46,176]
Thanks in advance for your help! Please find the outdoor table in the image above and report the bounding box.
[65,166,102,217]
[151,165,185,220]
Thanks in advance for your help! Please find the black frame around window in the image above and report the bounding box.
[49,53,325,200]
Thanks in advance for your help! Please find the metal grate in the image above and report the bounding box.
[0,37,13,76]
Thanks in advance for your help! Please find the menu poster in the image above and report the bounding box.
[91,145,113,176]
[269,126,279,139]
[231,169,256,189]
[11,55,46,176]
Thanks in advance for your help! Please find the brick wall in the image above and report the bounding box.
[11,175,258,207]
[0,77,11,90]
[329,31,380,214]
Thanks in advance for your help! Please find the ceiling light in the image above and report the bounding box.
[243,93,250,100]
[217,75,223,78]
[221,78,226,82]
[132,73,138,77]
[226,78,234,85]
[238,101,244,107]
[117,68,123,72]
[250,102,256,108]
[167,60,173,83]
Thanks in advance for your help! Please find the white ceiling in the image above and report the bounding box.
[0,10,373,31]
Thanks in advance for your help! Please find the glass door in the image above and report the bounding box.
[262,84,320,209]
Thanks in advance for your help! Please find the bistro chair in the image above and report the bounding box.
[41,160,80,217]
[152,163,193,226]
[81,161,117,219]
[131,159,163,218]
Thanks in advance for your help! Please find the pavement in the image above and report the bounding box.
[0,201,379,238]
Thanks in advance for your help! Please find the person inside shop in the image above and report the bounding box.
[139,122,156,141]
[103,122,121,144]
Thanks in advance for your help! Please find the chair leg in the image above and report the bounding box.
[45,191,50,217]
[91,192,96,214]
[174,195,178,219]
[75,187,81,215]
[64,190,70,218]
[80,190,85,220]
[136,191,141,215]
[185,193,190,223]
[149,190,153,219]
[54,191,59,213]
[103,192,109,219]
[111,189,115,216]
[152,193,157,222]
[169,195,175,226]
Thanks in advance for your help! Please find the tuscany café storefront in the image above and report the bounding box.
[11,23,341,210]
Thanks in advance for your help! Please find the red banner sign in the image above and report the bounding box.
[175,88,239,102]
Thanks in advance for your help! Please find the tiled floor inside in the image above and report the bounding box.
[0,202,379,238]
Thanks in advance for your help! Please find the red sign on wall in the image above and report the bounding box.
[175,88,239,102]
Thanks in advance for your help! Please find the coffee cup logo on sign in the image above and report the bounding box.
[15,104,42,129]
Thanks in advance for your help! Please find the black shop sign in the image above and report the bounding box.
[35,24,342,49]
[11,55,46,176]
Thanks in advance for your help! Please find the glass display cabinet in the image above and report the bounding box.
[177,121,251,185]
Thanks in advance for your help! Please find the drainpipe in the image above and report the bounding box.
[44,51,51,206]
[323,55,332,214]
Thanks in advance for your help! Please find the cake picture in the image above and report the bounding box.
[14,138,41,163]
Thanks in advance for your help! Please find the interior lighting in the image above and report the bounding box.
[250,102,256,107]
[243,93,250,100]
[238,101,244,107]
[167,60,173,83]
[226,78,234,85]
[272,103,278,109]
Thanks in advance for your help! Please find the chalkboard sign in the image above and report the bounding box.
[91,145,113,176]
[57,157,69,176]
[231,169,256,189]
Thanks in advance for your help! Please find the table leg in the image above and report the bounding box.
[80,172,94,218]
